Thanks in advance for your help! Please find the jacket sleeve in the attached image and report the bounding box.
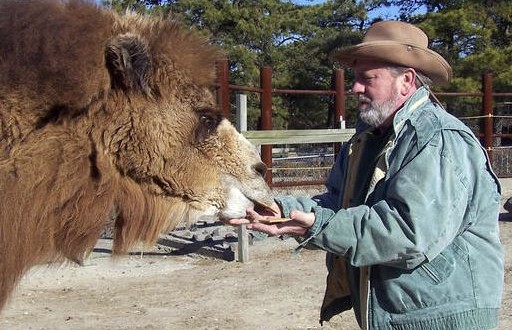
[295,128,493,269]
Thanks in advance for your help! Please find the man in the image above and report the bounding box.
[223,21,504,329]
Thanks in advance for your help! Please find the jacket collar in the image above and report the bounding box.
[392,86,431,134]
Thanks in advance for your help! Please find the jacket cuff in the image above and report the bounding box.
[295,205,336,251]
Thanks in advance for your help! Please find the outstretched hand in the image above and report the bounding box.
[221,202,315,237]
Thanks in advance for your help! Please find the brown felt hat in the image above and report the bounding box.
[332,21,452,84]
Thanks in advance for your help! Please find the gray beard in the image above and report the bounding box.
[359,93,399,128]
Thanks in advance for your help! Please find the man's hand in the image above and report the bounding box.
[221,204,315,237]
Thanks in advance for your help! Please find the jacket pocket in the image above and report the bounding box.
[417,250,455,285]
[373,238,474,313]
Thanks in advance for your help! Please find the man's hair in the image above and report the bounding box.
[387,66,433,88]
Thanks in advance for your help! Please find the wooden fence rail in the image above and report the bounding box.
[242,128,355,146]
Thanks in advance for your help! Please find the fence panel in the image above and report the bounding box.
[217,61,512,179]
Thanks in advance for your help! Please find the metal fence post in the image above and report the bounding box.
[216,58,231,120]
[333,69,346,156]
[260,66,273,185]
[482,71,494,162]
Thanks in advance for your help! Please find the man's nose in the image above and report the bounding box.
[352,81,364,94]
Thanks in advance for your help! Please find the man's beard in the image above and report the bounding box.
[358,90,399,128]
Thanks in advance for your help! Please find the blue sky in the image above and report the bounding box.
[96,0,412,20]
[292,0,325,4]
[291,0,412,20]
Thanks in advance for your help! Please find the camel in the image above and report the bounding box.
[0,0,273,311]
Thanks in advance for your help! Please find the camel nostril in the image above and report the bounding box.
[253,162,267,178]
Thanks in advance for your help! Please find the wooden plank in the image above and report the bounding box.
[237,224,249,262]
[243,128,355,145]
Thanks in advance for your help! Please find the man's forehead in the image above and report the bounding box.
[352,62,393,79]
[352,59,391,72]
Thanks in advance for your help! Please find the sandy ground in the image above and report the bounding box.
[1,180,512,330]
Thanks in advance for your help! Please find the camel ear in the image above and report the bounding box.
[105,33,151,94]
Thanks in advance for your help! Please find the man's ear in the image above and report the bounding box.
[400,68,417,96]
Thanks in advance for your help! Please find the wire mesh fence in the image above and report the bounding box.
[491,147,512,177]
[268,143,334,195]
[458,103,512,178]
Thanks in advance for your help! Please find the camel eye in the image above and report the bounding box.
[195,109,223,142]
[200,114,218,133]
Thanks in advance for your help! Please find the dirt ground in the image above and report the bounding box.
[2,180,512,330]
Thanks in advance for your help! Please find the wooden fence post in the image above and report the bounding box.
[260,66,273,184]
[236,93,248,132]
[482,71,494,162]
[235,94,250,263]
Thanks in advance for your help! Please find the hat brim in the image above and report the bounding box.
[331,41,452,85]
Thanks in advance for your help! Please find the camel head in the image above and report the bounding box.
[96,11,275,230]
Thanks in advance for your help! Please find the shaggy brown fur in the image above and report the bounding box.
[0,0,272,312]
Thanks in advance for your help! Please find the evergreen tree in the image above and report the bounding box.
[103,0,512,126]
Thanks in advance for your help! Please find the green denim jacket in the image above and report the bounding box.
[276,87,504,330]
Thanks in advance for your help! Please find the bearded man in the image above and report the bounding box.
[223,21,504,330]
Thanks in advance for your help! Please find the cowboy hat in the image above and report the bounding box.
[331,21,452,84]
